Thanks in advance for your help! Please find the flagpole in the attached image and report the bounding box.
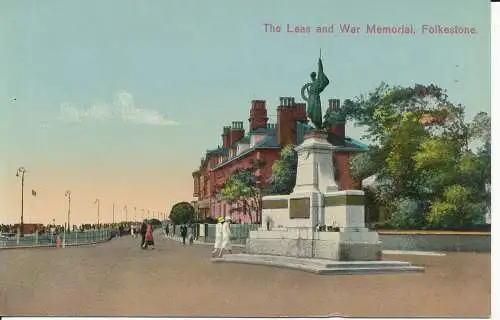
[16,167,26,237]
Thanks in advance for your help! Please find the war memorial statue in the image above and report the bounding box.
[301,54,330,129]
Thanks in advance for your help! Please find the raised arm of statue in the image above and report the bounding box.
[317,58,329,90]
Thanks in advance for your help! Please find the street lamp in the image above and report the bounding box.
[94,199,100,228]
[65,190,71,232]
[112,203,115,224]
[124,205,128,222]
[15,167,26,237]
[134,206,137,222]
[141,209,145,220]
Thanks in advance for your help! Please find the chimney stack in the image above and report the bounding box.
[221,126,231,148]
[277,97,307,146]
[249,100,269,131]
[327,98,345,138]
[230,121,245,145]
[328,99,341,112]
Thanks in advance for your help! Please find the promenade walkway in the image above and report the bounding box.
[0,232,490,317]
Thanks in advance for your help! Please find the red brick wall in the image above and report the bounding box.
[277,99,307,146]
[330,123,345,138]
[230,129,245,146]
[210,149,281,221]
[332,152,359,190]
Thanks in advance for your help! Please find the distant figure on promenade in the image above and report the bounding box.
[144,223,155,249]
[212,216,224,257]
[188,226,194,245]
[219,216,232,257]
[140,220,147,248]
[165,224,169,237]
[131,224,135,237]
[180,224,188,245]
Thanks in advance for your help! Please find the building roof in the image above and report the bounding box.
[212,125,280,170]
[239,134,251,144]
[206,147,228,156]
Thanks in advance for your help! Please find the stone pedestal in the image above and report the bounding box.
[248,130,381,261]
[214,130,423,274]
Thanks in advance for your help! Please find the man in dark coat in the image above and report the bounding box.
[180,224,187,245]
[140,220,147,248]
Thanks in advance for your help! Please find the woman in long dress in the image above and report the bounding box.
[219,216,232,257]
[212,217,224,257]
[144,223,154,249]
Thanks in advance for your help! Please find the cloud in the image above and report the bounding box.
[58,91,179,126]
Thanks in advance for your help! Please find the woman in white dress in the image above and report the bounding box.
[219,216,232,257]
[212,217,224,257]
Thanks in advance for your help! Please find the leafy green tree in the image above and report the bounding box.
[346,83,490,229]
[219,160,264,223]
[267,144,298,195]
[428,185,485,227]
[169,202,195,225]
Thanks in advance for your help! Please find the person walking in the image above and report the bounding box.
[188,225,194,245]
[165,224,169,237]
[212,216,224,257]
[219,216,232,257]
[180,224,188,245]
[140,220,147,249]
[144,223,155,249]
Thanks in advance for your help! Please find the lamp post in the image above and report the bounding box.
[15,167,26,237]
[141,209,145,220]
[94,199,100,228]
[112,203,115,224]
[124,205,128,222]
[134,206,137,222]
[65,190,71,232]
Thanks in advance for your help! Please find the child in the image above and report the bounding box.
[144,223,154,249]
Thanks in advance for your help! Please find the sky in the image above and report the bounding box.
[0,0,490,226]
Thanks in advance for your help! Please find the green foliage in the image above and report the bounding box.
[389,198,426,229]
[169,202,195,225]
[428,185,485,227]
[148,218,162,226]
[218,160,264,223]
[350,151,375,181]
[346,83,490,229]
[267,144,298,195]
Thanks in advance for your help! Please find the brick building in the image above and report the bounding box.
[192,96,368,223]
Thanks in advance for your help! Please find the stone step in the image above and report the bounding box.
[220,254,412,269]
[212,254,424,275]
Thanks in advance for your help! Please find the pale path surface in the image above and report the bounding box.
[0,233,490,317]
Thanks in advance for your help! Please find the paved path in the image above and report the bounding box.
[0,232,490,317]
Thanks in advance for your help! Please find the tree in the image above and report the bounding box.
[218,160,264,223]
[169,202,195,225]
[148,218,162,226]
[428,185,485,228]
[346,83,490,229]
[267,144,298,195]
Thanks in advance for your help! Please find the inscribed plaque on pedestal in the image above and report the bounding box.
[289,198,310,219]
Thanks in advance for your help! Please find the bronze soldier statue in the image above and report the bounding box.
[301,54,330,129]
